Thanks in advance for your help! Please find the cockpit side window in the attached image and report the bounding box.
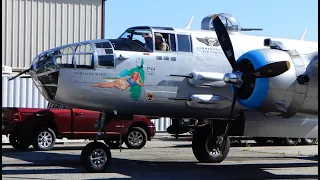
[153,32,176,52]
[177,34,192,52]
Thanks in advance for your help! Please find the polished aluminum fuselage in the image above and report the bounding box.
[30,29,318,120]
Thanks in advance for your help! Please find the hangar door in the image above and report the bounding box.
[2,0,104,70]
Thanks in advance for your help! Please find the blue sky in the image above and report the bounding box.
[104,0,318,42]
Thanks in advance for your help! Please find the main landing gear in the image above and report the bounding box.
[80,111,115,173]
[192,123,230,163]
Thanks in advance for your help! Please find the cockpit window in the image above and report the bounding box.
[119,29,153,52]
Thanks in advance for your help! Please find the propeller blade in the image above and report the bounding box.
[8,68,31,81]
[212,14,238,70]
[220,86,239,151]
[253,61,291,78]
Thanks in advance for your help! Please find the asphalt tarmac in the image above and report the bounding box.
[2,137,318,180]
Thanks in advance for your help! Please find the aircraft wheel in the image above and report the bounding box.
[192,126,230,163]
[81,141,112,173]
[301,138,317,145]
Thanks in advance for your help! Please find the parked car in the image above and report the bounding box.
[2,104,156,151]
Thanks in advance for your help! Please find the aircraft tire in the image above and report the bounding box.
[80,141,112,173]
[192,125,230,163]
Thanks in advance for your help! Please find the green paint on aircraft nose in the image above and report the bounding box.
[128,59,145,100]
[118,59,145,101]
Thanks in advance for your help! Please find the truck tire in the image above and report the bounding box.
[125,127,147,149]
[32,127,56,151]
[282,138,299,146]
[9,133,30,150]
[301,138,317,145]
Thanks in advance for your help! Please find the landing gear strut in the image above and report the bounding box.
[192,124,230,163]
[80,111,115,173]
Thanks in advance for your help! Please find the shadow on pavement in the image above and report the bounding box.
[2,147,318,180]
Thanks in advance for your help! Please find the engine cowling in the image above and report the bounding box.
[232,48,299,113]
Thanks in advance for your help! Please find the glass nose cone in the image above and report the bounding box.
[30,52,60,101]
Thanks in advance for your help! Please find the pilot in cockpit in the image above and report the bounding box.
[142,33,153,50]
[154,33,169,51]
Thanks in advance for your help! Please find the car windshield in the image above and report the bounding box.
[119,28,154,52]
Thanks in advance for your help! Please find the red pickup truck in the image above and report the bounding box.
[2,105,156,151]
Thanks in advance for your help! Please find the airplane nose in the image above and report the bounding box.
[30,52,60,101]
[29,39,115,102]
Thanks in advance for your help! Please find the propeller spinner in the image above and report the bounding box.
[211,14,291,151]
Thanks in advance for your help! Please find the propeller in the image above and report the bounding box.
[211,14,291,151]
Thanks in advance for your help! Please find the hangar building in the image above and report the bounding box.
[1,0,170,132]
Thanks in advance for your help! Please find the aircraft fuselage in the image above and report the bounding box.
[30,27,318,119]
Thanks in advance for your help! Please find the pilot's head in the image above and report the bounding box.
[155,33,163,45]
[143,33,152,41]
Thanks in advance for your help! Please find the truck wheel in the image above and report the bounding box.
[9,134,30,150]
[104,140,123,149]
[301,138,317,145]
[125,127,147,149]
[81,141,111,173]
[32,127,56,151]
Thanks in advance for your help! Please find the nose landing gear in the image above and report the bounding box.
[80,111,116,173]
[192,124,230,163]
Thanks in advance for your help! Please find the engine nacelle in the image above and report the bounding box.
[233,49,302,114]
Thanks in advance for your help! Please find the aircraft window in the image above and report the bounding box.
[109,39,150,52]
[93,41,115,67]
[75,44,92,52]
[94,42,112,48]
[119,29,153,52]
[74,53,94,69]
[55,54,74,68]
[177,34,192,52]
[96,47,114,67]
[36,55,58,74]
[153,32,171,52]
[60,46,74,54]
[98,55,114,66]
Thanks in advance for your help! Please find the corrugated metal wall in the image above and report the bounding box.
[2,76,172,131]
[2,76,48,108]
[2,0,103,69]
[151,118,172,132]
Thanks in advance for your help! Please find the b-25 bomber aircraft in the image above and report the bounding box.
[9,13,318,173]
